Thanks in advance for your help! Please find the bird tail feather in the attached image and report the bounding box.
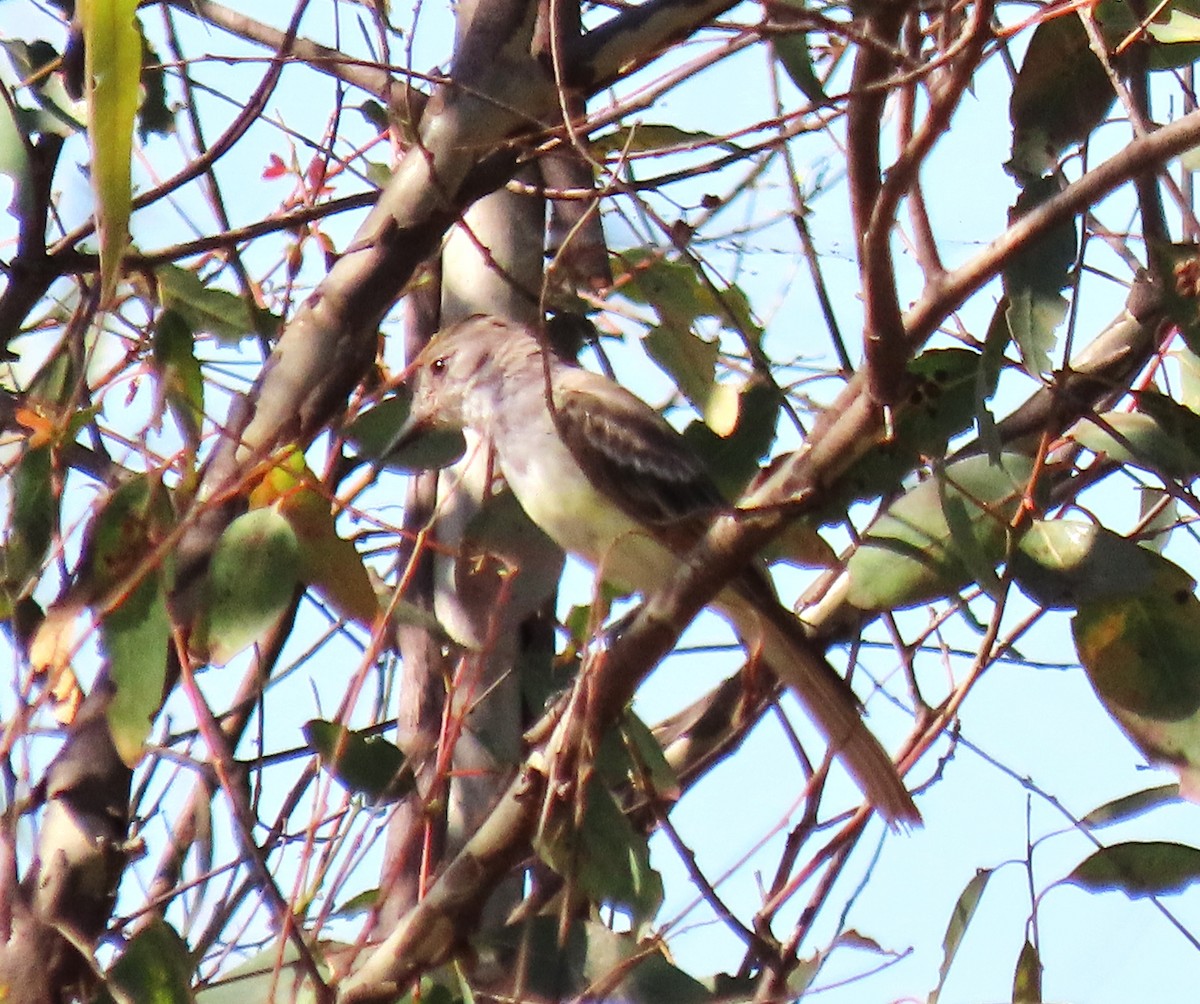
[719,588,920,826]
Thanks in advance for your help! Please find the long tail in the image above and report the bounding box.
[719,582,920,826]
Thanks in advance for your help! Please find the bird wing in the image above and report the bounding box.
[551,368,727,547]
[552,365,919,824]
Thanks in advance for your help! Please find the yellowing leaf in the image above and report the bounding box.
[1147,9,1200,43]
[250,451,378,627]
[1074,586,1200,798]
[28,604,85,724]
[703,381,740,437]
[78,0,141,303]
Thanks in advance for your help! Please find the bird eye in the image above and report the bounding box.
[430,355,448,377]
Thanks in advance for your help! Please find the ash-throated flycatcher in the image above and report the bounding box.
[396,314,918,824]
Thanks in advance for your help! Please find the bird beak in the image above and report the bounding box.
[376,390,466,472]
[382,399,429,459]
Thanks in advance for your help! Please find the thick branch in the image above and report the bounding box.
[763,106,1200,507]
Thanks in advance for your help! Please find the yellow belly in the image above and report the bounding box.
[502,443,680,596]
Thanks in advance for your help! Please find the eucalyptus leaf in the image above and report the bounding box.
[1002,176,1077,378]
[199,507,300,664]
[3,444,53,591]
[153,308,204,448]
[195,943,320,1004]
[1081,786,1181,829]
[79,0,141,302]
[1008,14,1115,178]
[1013,520,1194,609]
[1065,841,1200,898]
[1073,581,1200,796]
[1071,412,1200,478]
[817,348,986,517]
[105,919,193,1004]
[930,869,992,1003]
[534,775,664,924]
[1012,939,1043,1004]
[774,30,828,103]
[157,264,257,345]
[350,393,467,471]
[304,719,413,802]
[103,563,170,767]
[845,452,1034,612]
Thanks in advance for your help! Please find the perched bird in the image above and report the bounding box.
[397,314,918,824]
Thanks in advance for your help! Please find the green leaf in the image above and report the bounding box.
[1171,346,1200,413]
[77,475,175,765]
[136,31,174,140]
[1002,177,1078,378]
[644,324,719,418]
[0,39,84,140]
[194,942,322,1004]
[1012,939,1042,1003]
[615,251,755,336]
[356,99,389,132]
[579,922,713,1002]
[349,393,466,471]
[1008,14,1116,178]
[930,869,992,1003]
[1071,389,1200,477]
[156,264,257,345]
[2,444,53,591]
[78,0,142,303]
[534,775,664,924]
[152,309,204,448]
[106,918,194,1004]
[1074,587,1200,720]
[845,452,1035,612]
[82,475,173,600]
[1147,7,1200,42]
[1006,287,1067,379]
[683,377,781,498]
[590,124,742,158]
[1071,411,1200,478]
[620,712,681,803]
[773,28,828,104]
[1012,520,1194,610]
[103,556,170,767]
[1065,841,1200,898]
[304,719,413,803]
[475,918,718,1003]
[0,75,32,216]
[1081,786,1181,829]
[199,507,300,665]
